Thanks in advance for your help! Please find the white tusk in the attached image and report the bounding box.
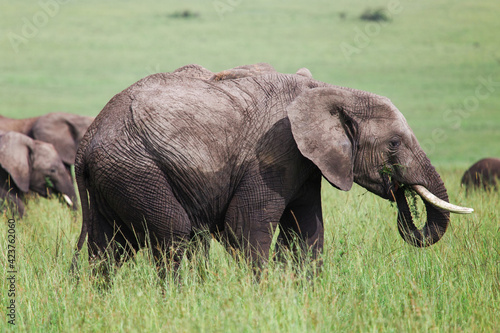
[412,185,474,214]
[63,194,74,207]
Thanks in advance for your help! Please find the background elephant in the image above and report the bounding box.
[0,131,77,217]
[461,157,500,191]
[0,112,94,173]
[73,64,472,273]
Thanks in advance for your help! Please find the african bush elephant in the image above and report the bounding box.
[73,64,472,274]
[461,158,500,191]
[0,131,77,217]
[0,112,94,173]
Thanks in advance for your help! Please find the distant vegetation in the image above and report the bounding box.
[360,7,391,22]
[167,10,200,19]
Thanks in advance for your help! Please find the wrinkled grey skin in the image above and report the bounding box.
[167,63,302,82]
[210,63,278,81]
[0,112,94,173]
[0,131,78,217]
[172,64,214,80]
[173,62,279,81]
[461,158,500,191]
[73,64,452,274]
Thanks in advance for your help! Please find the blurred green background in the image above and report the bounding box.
[1,0,499,166]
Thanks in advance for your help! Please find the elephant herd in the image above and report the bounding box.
[0,112,94,216]
[0,63,497,276]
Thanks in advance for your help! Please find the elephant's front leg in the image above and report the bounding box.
[0,186,25,217]
[222,180,286,266]
[279,175,324,261]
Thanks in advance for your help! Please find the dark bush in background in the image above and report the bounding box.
[360,8,390,22]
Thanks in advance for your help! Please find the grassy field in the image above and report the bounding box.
[1,0,499,332]
[1,172,498,332]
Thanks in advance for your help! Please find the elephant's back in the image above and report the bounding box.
[126,76,268,172]
[0,115,38,134]
[461,157,500,188]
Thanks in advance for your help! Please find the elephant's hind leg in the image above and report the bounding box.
[146,194,193,278]
[103,173,193,277]
[85,189,139,280]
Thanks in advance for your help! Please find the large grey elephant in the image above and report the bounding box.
[0,112,94,172]
[461,157,500,191]
[73,64,472,273]
[0,131,77,217]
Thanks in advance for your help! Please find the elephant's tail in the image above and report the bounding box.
[70,145,91,277]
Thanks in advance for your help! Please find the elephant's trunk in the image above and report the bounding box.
[55,175,78,211]
[393,167,472,247]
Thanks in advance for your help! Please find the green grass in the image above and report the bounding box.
[1,0,499,331]
[1,170,498,332]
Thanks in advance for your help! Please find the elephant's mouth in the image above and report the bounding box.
[386,178,473,247]
[42,187,75,209]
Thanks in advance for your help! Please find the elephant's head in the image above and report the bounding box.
[31,112,94,168]
[287,87,473,247]
[0,131,77,209]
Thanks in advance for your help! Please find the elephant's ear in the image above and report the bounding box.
[0,132,33,193]
[287,87,357,191]
[32,113,94,165]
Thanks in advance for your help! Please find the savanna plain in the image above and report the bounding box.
[1,0,499,332]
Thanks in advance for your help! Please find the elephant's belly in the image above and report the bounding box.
[166,165,239,230]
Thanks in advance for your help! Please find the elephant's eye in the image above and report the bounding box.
[389,137,401,149]
[50,168,56,174]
